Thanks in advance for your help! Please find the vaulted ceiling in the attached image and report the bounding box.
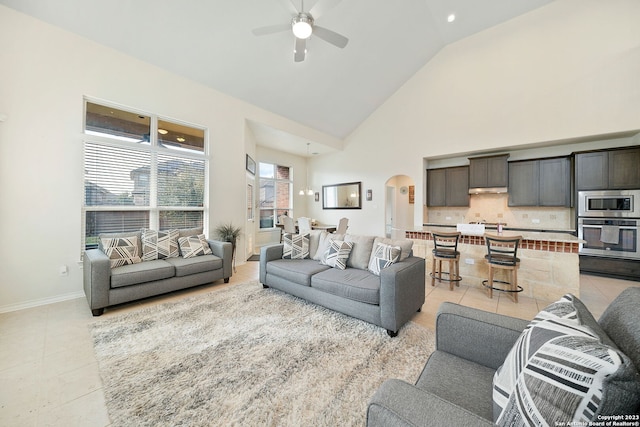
[2,0,555,151]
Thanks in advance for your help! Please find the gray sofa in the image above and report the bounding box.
[259,232,425,336]
[84,233,232,316]
[367,287,640,426]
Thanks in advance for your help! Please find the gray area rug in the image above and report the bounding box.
[90,282,435,426]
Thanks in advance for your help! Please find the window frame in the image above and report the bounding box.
[81,97,209,253]
[258,162,293,230]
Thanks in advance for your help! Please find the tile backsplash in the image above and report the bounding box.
[425,193,574,230]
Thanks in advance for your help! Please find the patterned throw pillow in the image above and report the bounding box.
[322,240,353,270]
[100,236,141,268]
[282,233,310,259]
[367,242,401,276]
[493,294,640,425]
[178,234,213,259]
[141,229,179,261]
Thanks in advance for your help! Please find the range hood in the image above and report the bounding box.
[468,186,508,195]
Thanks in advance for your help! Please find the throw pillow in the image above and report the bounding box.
[367,242,401,276]
[282,233,310,260]
[178,234,213,259]
[313,231,341,262]
[322,240,353,270]
[493,294,640,425]
[372,237,414,261]
[141,229,179,261]
[100,236,141,268]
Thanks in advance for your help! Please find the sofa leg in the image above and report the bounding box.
[91,308,104,316]
[224,278,230,283]
[387,329,398,337]
[262,284,269,289]
[417,307,422,312]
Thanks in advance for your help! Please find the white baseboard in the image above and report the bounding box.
[0,291,85,314]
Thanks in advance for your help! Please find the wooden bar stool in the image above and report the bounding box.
[483,234,523,302]
[430,231,462,290]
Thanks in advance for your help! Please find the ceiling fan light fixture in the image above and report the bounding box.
[292,14,313,39]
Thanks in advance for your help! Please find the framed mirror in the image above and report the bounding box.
[322,182,362,209]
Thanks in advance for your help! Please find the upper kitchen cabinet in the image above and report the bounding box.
[576,147,640,190]
[508,157,571,207]
[469,154,509,189]
[427,166,469,207]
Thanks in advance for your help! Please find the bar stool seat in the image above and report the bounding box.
[430,231,462,290]
[482,234,523,302]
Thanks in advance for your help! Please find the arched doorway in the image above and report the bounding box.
[384,175,415,239]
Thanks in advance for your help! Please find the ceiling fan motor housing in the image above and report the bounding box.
[292,13,314,39]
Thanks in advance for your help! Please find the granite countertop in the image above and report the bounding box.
[414,224,582,243]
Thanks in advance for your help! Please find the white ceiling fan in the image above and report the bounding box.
[252,0,349,62]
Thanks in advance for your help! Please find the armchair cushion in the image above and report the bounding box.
[493,294,640,424]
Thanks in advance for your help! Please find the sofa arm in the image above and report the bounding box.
[367,379,493,427]
[379,256,426,334]
[207,239,233,279]
[259,244,284,284]
[83,249,111,314]
[436,302,529,370]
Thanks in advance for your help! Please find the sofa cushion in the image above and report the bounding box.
[311,268,380,305]
[307,230,324,260]
[177,227,203,238]
[141,229,179,261]
[178,234,212,258]
[110,259,175,288]
[100,235,142,268]
[416,350,496,421]
[372,237,414,261]
[344,234,376,269]
[282,233,310,259]
[368,242,401,276]
[266,259,331,287]
[165,254,222,277]
[493,294,640,424]
[322,240,353,270]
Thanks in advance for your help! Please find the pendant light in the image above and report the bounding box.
[299,142,314,196]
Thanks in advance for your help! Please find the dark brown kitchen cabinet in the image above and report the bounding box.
[427,166,469,207]
[609,148,640,189]
[508,157,571,207]
[575,147,640,190]
[469,154,509,188]
[508,160,538,206]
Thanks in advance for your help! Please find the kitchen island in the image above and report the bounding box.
[406,226,582,301]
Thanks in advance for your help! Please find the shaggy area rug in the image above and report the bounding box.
[90,282,434,426]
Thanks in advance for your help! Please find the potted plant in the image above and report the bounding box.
[213,222,242,272]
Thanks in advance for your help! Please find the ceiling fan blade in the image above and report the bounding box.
[252,23,291,36]
[313,26,348,48]
[294,37,306,62]
[309,0,342,19]
[278,0,299,14]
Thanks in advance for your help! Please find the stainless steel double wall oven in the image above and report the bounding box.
[577,190,640,260]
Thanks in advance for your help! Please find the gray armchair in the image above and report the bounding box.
[367,287,640,426]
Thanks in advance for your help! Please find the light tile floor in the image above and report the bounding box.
[1,261,637,426]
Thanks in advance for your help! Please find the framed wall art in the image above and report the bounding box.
[246,154,256,175]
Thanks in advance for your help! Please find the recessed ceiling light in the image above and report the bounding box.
[447,14,456,23]
[177,137,186,142]
[158,129,168,135]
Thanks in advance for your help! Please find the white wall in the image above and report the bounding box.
[307,0,640,234]
[0,6,340,311]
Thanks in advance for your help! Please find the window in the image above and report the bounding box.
[82,100,207,251]
[258,162,292,229]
